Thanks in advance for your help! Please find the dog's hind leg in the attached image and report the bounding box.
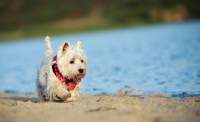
[36,81,50,101]
[45,36,54,56]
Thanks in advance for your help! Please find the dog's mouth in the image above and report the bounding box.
[76,74,84,79]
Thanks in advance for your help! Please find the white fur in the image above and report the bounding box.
[36,36,87,102]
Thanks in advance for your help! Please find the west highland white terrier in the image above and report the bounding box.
[36,36,87,102]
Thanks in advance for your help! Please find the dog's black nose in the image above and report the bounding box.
[78,69,84,73]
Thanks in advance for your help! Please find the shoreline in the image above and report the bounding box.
[0,93,200,122]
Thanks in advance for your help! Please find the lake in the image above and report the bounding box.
[0,20,200,98]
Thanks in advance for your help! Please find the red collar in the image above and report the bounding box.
[52,55,77,91]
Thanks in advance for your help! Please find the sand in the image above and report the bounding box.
[0,93,200,122]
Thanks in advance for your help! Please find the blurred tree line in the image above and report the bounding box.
[0,0,94,31]
[103,0,200,24]
[0,0,199,31]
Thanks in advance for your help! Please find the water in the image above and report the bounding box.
[0,21,200,97]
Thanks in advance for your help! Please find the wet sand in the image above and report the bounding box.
[0,93,200,122]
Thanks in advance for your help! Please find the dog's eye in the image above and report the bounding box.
[81,60,83,63]
[70,61,74,64]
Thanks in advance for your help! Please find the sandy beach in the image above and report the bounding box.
[0,93,200,122]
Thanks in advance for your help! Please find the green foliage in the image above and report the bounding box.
[0,0,94,31]
[103,0,151,24]
[183,0,200,17]
[102,0,200,25]
[0,0,199,35]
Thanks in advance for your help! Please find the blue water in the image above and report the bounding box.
[0,21,200,97]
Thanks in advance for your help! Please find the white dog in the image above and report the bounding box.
[36,36,87,102]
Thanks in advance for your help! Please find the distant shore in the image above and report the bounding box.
[0,93,199,122]
[2,0,198,42]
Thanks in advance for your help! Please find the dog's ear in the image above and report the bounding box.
[62,42,70,52]
[58,42,70,57]
[75,41,82,50]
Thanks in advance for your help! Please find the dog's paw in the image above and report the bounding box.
[63,93,71,99]
[55,93,71,101]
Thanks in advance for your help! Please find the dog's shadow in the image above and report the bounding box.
[0,94,40,103]
[0,94,69,103]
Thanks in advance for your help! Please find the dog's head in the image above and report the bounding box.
[57,41,87,81]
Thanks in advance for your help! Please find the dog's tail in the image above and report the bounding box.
[45,36,52,50]
[45,36,54,56]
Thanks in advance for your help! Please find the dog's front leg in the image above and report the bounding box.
[51,84,71,101]
[55,91,71,101]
